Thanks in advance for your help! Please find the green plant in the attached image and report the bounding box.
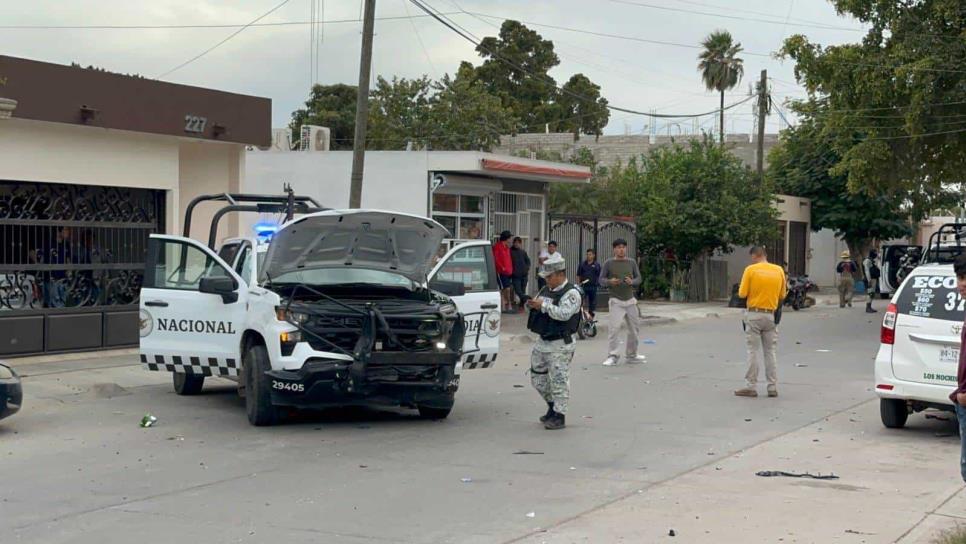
[933,526,966,544]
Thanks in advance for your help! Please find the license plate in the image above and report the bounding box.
[939,345,959,363]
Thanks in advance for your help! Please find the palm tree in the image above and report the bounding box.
[697,30,744,144]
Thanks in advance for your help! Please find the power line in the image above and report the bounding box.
[672,0,863,32]
[0,12,462,30]
[156,0,294,79]
[410,0,759,119]
[610,0,863,32]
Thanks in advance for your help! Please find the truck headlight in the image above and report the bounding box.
[276,307,309,324]
[439,303,458,316]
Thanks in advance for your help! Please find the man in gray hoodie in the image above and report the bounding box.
[600,239,645,366]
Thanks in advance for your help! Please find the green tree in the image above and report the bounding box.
[780,0,966,196]
[473,20,560,132]
[471,20,610,136]
[697,30,745,144]
[555,74,610,138]
[423,64,517,150]
[609,138,776,263]
[769,115,960,261]
[366,75,433,150]
[547,147,608,214]
[289,83,358,150]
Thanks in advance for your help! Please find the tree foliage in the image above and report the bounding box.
[288,69,515,151]
[697,30,744,143]
[550,140,776,263]
[470,20,610,136]
[780,0,966,195]
[289,83,359,150]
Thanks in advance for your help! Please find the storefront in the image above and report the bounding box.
[0,55,270,356]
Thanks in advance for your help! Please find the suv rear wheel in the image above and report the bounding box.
[173,372,204,395]
[880,399,909,428]
[244,344,281,426]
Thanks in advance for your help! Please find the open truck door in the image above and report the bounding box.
[429,241,501,369]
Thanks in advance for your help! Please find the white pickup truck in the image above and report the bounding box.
[139,193,501,426]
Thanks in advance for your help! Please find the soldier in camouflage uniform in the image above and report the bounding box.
[526,252,582,430]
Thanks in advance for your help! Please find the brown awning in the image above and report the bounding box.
[0,55,271,146]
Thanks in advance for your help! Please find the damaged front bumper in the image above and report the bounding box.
[266,350,460,409]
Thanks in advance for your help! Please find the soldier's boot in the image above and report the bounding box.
[539,402,555,423]
[544,412,566,430]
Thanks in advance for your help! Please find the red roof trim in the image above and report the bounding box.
[481,158,592,180]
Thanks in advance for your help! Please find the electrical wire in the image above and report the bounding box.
[156,0,294,79]
[0,12,462,30]
[610,0,864,32]
[409,0,758,120]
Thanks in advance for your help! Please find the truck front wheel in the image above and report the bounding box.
[880,398,909,429]
[173,372,204,395]
[244,345,281,426]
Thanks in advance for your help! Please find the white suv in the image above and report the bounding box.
[875,263,962,428]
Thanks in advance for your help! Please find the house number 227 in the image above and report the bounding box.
[184,115,207,133]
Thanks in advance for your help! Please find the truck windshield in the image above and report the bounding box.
[269,268,414,289]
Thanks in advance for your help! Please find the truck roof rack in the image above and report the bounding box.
[183,184,327,249]
[923,222,966,265]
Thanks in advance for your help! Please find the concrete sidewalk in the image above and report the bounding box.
[517,399,965,544]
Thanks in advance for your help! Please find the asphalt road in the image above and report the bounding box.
[1,307,887,544]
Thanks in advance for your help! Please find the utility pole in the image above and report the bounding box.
[756,69,768,181]
[349,0,376,208]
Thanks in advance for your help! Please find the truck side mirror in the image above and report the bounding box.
[200,276,239,304]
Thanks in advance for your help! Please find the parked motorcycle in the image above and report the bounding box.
[784,275,817,311]
[575,280,598,340]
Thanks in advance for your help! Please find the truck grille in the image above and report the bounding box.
[302,315,443,355]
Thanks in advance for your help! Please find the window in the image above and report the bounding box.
[896,273,965,321]
[432,193,486,241]
[434,245,496,292]
[235,244,252,282]
[147,240,231,290]
[217,242,241,267]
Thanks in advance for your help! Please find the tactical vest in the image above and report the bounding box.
[527,283,581,342]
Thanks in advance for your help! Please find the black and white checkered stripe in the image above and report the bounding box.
[463,353,497,370]
[140,353,239,377]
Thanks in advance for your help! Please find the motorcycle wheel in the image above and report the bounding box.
[577,316,587,340]
[586,322,598,338]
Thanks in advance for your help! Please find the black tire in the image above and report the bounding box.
[576,317,587,340]
[880,399,909,429]
[244,344,281,426]
[417,404,453,420]
[173,372,204,395]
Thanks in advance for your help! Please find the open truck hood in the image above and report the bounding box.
[260,209,450,283]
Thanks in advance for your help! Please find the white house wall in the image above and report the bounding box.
[178,141,244,245]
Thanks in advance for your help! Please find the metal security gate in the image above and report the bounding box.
[0,180,164,356]
[547,214,637,287]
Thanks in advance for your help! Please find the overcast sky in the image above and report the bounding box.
[1,0,866,137]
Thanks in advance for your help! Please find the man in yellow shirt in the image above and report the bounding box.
[735,246,787,398]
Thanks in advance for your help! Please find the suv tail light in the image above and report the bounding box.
[881,303,898,345]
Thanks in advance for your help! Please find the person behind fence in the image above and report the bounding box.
[863,249,880,314]
[576,249,601,317]
[510,236,531,312]
[836,251,859,308]
[600,238,646,367]
[537,240,558,290]
[734,246,786,399]
[526,252,581,430]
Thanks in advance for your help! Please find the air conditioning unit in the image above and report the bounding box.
[270,128,293,151]
[298,125,331,152]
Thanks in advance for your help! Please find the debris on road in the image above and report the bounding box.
[845,529,875,535]
[668,529,676,537]
[756,470,839,480]
[526,512,536,518]
[139,414,157,428]
[460,477,473,483]
[513,451,545,455]
[925,414,950,421]
[744,418,752,422]
[166,435,184,441]
[795,363,808,367]
[815,349,831,353]
[643,339,657,345]
[513,384,525,388]
[569,467,576,471]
